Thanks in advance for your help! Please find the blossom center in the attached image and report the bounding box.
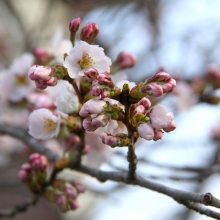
[79,53,95,69]
[44,118,57,132]
[16,75,27,85]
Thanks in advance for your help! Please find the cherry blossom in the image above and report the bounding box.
[63,40,112,78]
[28,108,61,140]
[54,85,79,114]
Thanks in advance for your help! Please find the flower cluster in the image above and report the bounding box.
[18,17,177,212]
[26,17,176,145]
[18,153,48,192]
[45,179,86,212]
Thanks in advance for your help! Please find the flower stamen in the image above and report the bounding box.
[44,118,57,132]
[79,53,95,69]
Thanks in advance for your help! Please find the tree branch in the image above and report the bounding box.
[2,124,220,219]
[0,124,59,162]
[0,196,38,217]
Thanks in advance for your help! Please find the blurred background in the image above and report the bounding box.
[1,0,220,219]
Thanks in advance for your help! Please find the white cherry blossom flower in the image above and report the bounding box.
[28,108,61,140]
[63,40,112,78]
[6,53,35,102]
[54,85,79,114]
[52,26,72,63]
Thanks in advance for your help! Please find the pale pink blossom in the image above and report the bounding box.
[5,53,35,102]
[149,105,175,130]
[54,85,79,114]
[63,40,112,78]
[137,123,154,140]
[52,26,72,63]
[28,108,61,140]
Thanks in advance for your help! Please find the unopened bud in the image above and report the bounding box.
[153,129,163,141]
[35,79,47,90]
[33,47,52,64]
[137,123,154,140]
[97,73,114,88]
[69,17,81,46]
[84,68,98,82]
[146,72,171,83]
[29,153,48,171]
[115,51,137,70]
[100,133,129,147]
[28,65,54,81]
[141,83,163,97]
[138,97,151,110]
[46,76,58,86]
[70,182,86,193]
[80,22,99,44]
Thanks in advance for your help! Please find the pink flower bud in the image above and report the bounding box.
[54,194,67,206]
[18,163,32,182]
[34,79,47,90]
[91,84,101,96]
[69,17,81,33]
[82,117,97,131]
[141,83,163,97]
[33,47,52,64]
[115,51,137,70]
[70,182,86,193]
[162,79,176,93]
[137,123,154,140]
[46,76,58,86]
[97,73,114,88]
[92,114,110,127]
[100,133,118,147]
[28,65,54,81]
[163,120,176,132]
[18,170,30,182]
[153,129,163,141]
[138,97,151,110]
[29,153,48,171]
[133,105,146,116]
[84,68,98,82]
[69,200,79,210]
[146,72,171,83]
[79,99,106,117]
[150,105,175,130]
[62,186,77,199]
[80,22,99,43]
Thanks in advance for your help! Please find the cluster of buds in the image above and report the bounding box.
[137,105,176,141]
[18,153,48,192]
[83,68,121,99]
[130,72,176,99]
[28,65,58,89]
[44,179,86,212]
[79,99,124,131]
[100,133,129,147]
